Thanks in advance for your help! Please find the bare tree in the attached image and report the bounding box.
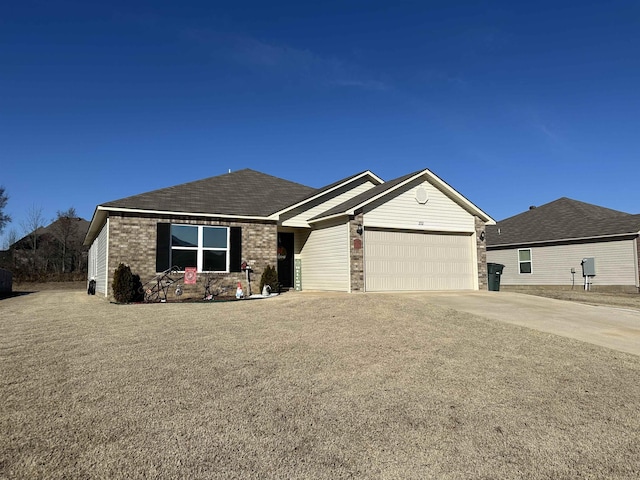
[21,205,44,273]
[0,187,10,235]
[50,207,79,273]
[3,228,18,250]
[4,228,18,269]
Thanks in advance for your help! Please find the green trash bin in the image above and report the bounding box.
[487,263,505,291]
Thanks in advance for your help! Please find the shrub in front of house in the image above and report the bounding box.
[112,263,142,303]
[259,265,280,294]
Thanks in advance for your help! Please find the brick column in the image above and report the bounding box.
[349,213,365,292]
[475,216,488,290]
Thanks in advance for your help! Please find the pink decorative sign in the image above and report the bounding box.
[184,267,197,284]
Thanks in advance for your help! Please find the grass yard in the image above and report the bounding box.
[1,288,639,479]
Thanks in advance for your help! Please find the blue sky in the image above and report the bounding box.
[1,0,638,245]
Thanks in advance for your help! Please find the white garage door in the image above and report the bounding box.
[365,230,475,291]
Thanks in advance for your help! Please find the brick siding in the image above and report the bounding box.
[475,216,488,290]
[107,213,277,299]
[349,212,365,292]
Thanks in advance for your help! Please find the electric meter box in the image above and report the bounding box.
[581,257,596,277]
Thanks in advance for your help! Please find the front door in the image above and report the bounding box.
[277,232,294,288]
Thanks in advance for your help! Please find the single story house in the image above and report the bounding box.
[84,168,495,297]
[486,197,640,292]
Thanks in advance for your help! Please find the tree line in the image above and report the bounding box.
[0,187,88,282]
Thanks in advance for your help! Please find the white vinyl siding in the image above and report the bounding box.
[364,180,474,232]
[299,220,350,291]
[487,239,638,286]
[281,180,376,228]
[88,219,109,296]
[365,230,475,291]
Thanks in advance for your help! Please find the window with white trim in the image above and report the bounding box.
[518,248,532,274]
[171,225,229,272]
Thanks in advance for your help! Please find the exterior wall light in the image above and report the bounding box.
[356,223,363,235]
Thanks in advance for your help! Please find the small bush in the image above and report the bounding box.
[112,263,139,303]
[259,265,280,294]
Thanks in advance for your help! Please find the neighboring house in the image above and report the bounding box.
[8,217,89,276]
[486,198,640,292]
[84,168,495,297]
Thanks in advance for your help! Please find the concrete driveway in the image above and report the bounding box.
[424,291,640,356]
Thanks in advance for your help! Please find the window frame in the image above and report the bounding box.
[518,248,533,274]
[170,224,230,273]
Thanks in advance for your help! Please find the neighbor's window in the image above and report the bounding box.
[171,225,229,272]
[518,249,532,274]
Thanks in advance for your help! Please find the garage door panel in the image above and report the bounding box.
[365,230,474,291]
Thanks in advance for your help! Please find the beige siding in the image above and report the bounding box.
[299,220,350,291]
[88,219,109,296]
[364,180,475,232]
[365,230,475,291]
[281,179,377,228]
[487,239,638,286]
[637,238,640,286]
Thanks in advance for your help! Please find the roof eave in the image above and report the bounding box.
[424,169,495,224]
[83,207,108,246]
[310,169,496,224]
[308,212,353,225]
[268,170,384,220]
[487,231,640,249]
[83,205,275,245]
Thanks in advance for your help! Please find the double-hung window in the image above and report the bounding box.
[518,248,532,274]
[171,225,229,272]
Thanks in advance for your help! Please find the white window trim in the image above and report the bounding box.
[171,225,230,273]
[518,248,533,274]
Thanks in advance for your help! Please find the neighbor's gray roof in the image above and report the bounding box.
[486,197,640,246]
[101,169,317,217]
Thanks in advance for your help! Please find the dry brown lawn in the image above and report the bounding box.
[1,287,639,479]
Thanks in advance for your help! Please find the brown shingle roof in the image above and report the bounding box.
[102,169,317,217]
[486,197,640,246]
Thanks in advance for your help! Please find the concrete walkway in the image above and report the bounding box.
[424,291,640,356]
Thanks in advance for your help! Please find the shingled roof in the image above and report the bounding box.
[102,169,317,217]
[486,197,640,247]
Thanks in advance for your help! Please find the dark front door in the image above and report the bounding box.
[277,232,294,288]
